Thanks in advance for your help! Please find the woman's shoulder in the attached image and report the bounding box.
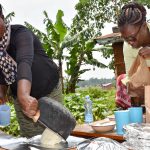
[9,25,34,46]
[10,24,34,42]
[10,24,31,35]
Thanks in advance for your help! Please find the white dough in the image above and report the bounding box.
[40,128,63,146]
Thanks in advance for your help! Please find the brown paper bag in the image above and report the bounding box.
[127,55,150,97]
[145,85,150,123]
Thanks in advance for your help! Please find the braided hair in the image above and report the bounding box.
[118,2,146,27]
[0,4,2,16]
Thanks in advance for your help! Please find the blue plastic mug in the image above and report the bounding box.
[114,110,130,135]
[0,105,10,126]
[128,107,143,123]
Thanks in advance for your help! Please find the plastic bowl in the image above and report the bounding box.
[107,115,115,121]
[90,121,116,132]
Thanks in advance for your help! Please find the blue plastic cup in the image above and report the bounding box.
[128,107,143,123]
[114,110,130,135]
[0,105,10,126]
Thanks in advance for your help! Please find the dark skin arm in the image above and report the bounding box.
[17,79,38,118]
[0,85,8,104]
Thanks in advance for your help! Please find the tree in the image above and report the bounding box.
[25,10,68,92]
[24,5,108,94]
[136,0,150,7]
[64,0,113,93]
[64,0,150,93]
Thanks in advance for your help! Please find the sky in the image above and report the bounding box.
[0,0,115,80]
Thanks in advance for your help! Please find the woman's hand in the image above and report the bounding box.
[19,95,38,118]
[139,46,150,58]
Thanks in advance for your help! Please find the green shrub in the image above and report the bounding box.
[64,86,117,124]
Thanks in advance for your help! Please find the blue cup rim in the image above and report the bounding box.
[128,107,142,109]
[0,104,10,107]
[0,105,10,110]
[114,110,129,113]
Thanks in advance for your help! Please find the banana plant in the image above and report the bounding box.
[64,35,107,93]
[5,12,15,23]
[24,9,106,94]
[64,0,109,93]
[25,10,68,92]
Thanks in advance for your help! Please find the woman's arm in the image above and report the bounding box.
[123,42,139,74]
[17,79,38,118]
[14,28,38,118]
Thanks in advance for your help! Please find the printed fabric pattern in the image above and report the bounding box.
[115,74,131,109]
[0,22,17,85]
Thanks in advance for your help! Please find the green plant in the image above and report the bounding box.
[64,86,117,124]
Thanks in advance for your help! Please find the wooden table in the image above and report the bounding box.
[71,121,124,142]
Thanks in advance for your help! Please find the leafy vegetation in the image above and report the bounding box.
[25,10,68,93]
[0,102,20,137]
[64,87,116,124]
